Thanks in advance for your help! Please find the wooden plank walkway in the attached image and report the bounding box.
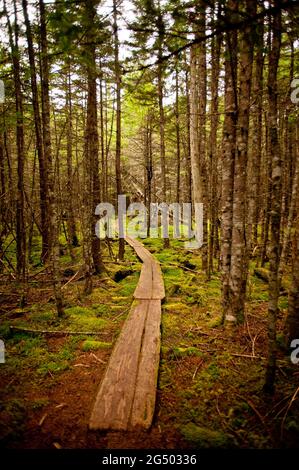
[89,236,165,431]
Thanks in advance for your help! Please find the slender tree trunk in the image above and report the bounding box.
[113,0,125,259]
[22,0,50,263]
[221,0,238,323]
[175,64,181,204]
[228,0,256,324]
[287,152,299,342]
[278,43,296,281]
[145,111,153,237]
[197,2,208,274]
[66,62,78,251]
[4,0,27,306]
[39,0,64,316]
[157,6,169,248]
[99,61,106,202]
[190,43,203,248]
[208,5,222,276]
[84,0,104,285]
[250,16,264,249]
[185,65,192,204]
[264,3,282,394]
[0,129,5,266]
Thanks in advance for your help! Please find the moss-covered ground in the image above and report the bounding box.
[0,234,298,448]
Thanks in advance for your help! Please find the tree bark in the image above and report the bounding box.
[220,0,238,323]
[22,0,50,263]
[157,6,169,248]
[175,64,181,204]
[264,2,282,394]
[84,0,104,288]
[65,61,78,251]
[197,2,208,274]
[208,3,222,276]
[113,0,125,259]
[4,0,27,306]
[39,0,64,316]
[228,0,256,324]
[190,43,203,241]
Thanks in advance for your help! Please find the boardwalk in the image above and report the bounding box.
[89,236,165,431]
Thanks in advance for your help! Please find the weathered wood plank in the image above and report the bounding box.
[90,236,165,431]
[89,300,150,430]
[151,261,165,300]
[133,262,153,299]
[126,236,152,263]
[129,299,161,429]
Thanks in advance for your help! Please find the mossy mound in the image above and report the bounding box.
[169,346,202,359]
[181,423,234,448]
[81,340,112,352]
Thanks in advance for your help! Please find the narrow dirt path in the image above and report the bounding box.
[89,236,165,431]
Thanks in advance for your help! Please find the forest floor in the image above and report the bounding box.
[0,235,299,449]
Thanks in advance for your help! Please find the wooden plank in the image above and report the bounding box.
[151,261,165,300]
[125,236,152,263]
[90,236,165,431]
[89,300,150,430]
[133,262,153,299]
[129,300,161,429]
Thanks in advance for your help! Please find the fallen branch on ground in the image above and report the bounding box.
[9,325,105,336]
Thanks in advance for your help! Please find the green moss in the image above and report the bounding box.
[117,272,139,297]
[31,398,50,410]
[0,321,12,339]
[278,297,288,310]
[64,306,94,317]
[181,423,234,448]
[30,311,55,323]
[64,306,108,331]
[207,315,223,328]
[70,316,107,331]
[163,302,191,314]
[169,346,203,359]
[37,360,69,376]
[91,304,110,316]
[207,362,220,379]
[82,340,112,351]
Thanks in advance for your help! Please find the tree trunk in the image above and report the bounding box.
[175,64,181,204]
[4,0,27,306]
[220,0,238,324]
[250,15,264,249]
[145,111,153,237]
[66,62,78,251]
[39,0,64,316]
[228,0,256,324]
[99,61,106,202]
[22,0,50,264]
[84,0,104,287]
[185,65,192,204]
[264,2,282,394]
[190,42,203,234]
[208,4,222,276]
[157,7,169,248]
[287,174,299,342]
[113,0,125,259]
[197,2,208,274]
